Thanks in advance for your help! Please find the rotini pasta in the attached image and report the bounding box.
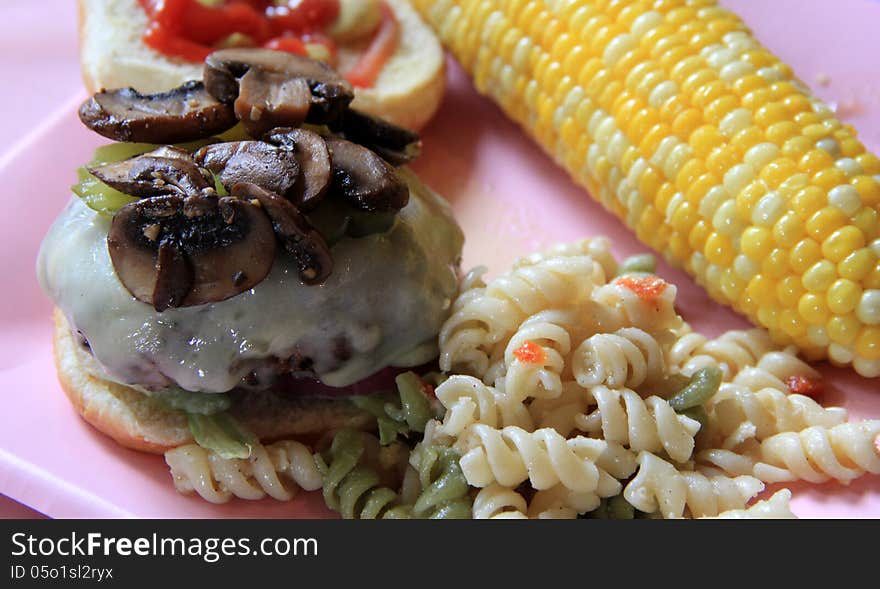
[706,490,797,519]
[592,277,682,333]
[528,485,601,519]
[753,421,880,484]
[438,254,607,377]
[623,452,765,519]
[673,329,775,380]
[511,236,618,282]
[316,429,411,519]
[528,381,593,436]
[351,371,440,445]
[165,440,323,504]
[698,420,880,485]
[703,383,847,450]
[574,386,702,463]
[571,327,666,390]
[471,484,529,519]
[454,424,636,494]
[501,309,578,401]
[434,374,533,438]
[407,443,472,519]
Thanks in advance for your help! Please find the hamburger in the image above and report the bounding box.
[37,49,463,456]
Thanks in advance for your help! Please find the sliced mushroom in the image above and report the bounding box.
[231,182,333,285]
[193,141,300,199]
[333,108,422,166]
[78,81,238,144]
[108,194,276,311]
[263,128,331,210]
[325,138,409,212]
[203,49,354,134]
[234,68,312,137]
[89,147,211,198]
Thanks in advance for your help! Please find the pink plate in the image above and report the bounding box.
[1,0,878,518]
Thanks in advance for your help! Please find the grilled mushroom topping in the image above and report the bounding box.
[193,141,301,199]
[203,49,354,135]
[333,108,422,166]
[89,147,211,198]
[231,182,332,285]
[326,138,409,212]
[263,128,331,210]
[78,81,237,144]
[108,194,276,311]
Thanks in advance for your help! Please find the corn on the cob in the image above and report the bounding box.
[411,0,880,377]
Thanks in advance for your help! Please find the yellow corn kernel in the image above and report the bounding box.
[855,327,880,360]
[821,226,866,264]
[741,226,773,259]
[777,276,805,308]
[827,279,862,315]
[806,207,848,242]
[827,314,861,346]
[802,259,838,293]
[798,292,830,325]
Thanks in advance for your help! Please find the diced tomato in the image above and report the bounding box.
[137,0,348,70]
[267,0,340,36]
[420,381,436,399]
[344,2,400,88]
[513,340,547,365]
[784,375,823,399]
[143,22,213,62]
[263,36,308,55]
[616,275,668,303]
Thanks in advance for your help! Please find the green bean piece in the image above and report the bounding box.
[151,387,232,415]
[680,405,709,432]
[668,366,723,411]
[616,253,657,276]
[392,371,434,433]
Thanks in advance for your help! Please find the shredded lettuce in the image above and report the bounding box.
[150,387,232,416]
[187,413,257,460]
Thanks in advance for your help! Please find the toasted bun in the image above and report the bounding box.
[78,0,446,130]
[54,309,372,454]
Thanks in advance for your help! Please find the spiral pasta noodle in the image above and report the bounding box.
[165,440,323,504]
[528,381,593,436]
[406,443,472,519]
[528,486,601,519]
[704,382,847,450]
[673,329,775,379]
[472,485,529,519]
[434,374,534,438]
[624,452,765,519]
[572,327,666,390]
[501,309,577,402]
[455,424,636,494]
[574,386,702,463]
[753,421,880,484]
[592,277,681,333]
[707,490,797,519]
[439,254,607,376]
[317,429,411,519]
[512,237,618,282]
